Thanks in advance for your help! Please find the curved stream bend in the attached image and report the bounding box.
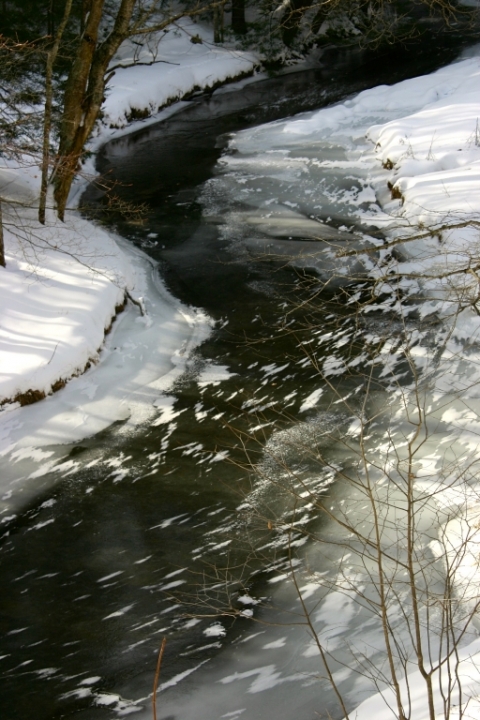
[0,33,478,720]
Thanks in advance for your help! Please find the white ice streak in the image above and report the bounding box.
[103,605,135,620]
[152,395,184,424]
[220,664,305,694]
[197,363,237,388]
[299,387,324,413]
[97,571,124,583]
[158,660,210,692]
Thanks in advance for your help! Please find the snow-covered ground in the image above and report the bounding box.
[339,49,480,717]
[98,17,258,135]
[0,201,134,405]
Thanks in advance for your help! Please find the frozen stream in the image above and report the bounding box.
[1,35,479,720]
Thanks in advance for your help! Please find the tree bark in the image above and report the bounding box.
[214,2,224,42]
[47,0,55,37]
[53,0,105,220]
[231,0,247,34]
[53,0,230,219]
[0,199,5,268]
[54,0,137,220]
[39,0,73,225]
[281,0,312,46]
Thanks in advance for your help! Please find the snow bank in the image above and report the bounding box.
[0,199,133,404]
[98,17,258,134]
[239,50,480,239]
[329,51,480,720]
[0,166,211,432]
[345,637,480,720]
[362,56,480,257]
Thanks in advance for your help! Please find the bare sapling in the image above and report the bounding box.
[152,636,167,720]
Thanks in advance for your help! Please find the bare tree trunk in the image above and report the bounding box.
[214,2,224,42]
[54,0,137,220]
[0,199,5,268]
[231,0,247,34]
[281,0,312,45]
[80,0,90,33]
[53,0,105,220]
[39,0,73,225]
[47,0,55,37]
[311,5,328,35]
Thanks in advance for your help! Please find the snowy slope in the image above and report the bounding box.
[100,17,258,132]
[0,18,259,411]
[345,636,480,720]
[0,201,133,404]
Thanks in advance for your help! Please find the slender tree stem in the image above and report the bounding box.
[0,199,5,268]
[152,636,167,720]
[39,0,73,224]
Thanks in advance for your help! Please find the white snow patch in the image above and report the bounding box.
[197,363,237,388]
[299,387,324,413]
[103,604,135,620]
[97,18,258,138]
[204,623,226,638]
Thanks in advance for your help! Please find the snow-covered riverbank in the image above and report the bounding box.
[343,47,480,720]
[288,45,480,720]
[0,18,258,406]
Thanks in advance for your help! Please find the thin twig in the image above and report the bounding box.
[108,58,180,72]
[152,636,167,720]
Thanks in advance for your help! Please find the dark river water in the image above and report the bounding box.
[1,30,478,720]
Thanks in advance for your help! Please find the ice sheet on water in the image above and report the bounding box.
[197,363,237,388]
[204,623,226,638]
[158,660,210,692]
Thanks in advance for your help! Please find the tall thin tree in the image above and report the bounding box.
[39,0,73,225]
[0,199,5,268]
